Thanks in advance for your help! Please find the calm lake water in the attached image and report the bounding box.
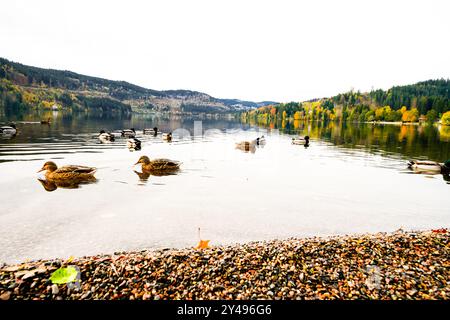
[0,112,449,264]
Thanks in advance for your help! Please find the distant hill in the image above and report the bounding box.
[0,57,276,115]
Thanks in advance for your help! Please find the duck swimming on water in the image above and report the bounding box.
[235,139,257,153]
[98,130,115,142]
[0,124,17,136]
[134,155,181,173]
[292,136,310,145]
[127,137,142,150]
[122,128,136,138]
[162,132,172,142]
[256,135,266,145]
[143,127,158,136]
[110,130,124,138]
[38,161,97,181]
[408,160,450,174]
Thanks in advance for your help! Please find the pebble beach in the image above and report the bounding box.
[0,229,448,300]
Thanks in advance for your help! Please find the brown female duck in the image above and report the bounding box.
[38,161,97,181]
[134,155,181,173]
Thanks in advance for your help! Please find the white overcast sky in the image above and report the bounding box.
[1,0,449,102]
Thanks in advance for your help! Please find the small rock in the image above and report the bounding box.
[0,292,11,300]
[407,289,417,296]
[51,284,59,295]
[22,271,36,280]
[142,293,151,300]
[81,291,91,299]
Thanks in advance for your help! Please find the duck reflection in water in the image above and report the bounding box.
[133,169,179,182]
[37,177,97,192]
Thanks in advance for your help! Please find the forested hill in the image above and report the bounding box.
[0,57,276,115]
[368,79,449,116]
[242,79,450,124]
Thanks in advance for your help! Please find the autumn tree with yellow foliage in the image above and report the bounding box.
[441,111,450,126]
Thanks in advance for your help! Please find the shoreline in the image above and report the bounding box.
[0,229,448,300]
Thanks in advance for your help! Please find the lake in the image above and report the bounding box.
[0,112,449,264]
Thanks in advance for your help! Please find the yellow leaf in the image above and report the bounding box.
[196,240,210,249]
[66,256,74,263]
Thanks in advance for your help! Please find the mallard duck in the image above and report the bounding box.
[235,140,257,153]
[257,135,266,145]
[127,137,142,150]
[236,139,256,148]
[134,155,181,173]
[110,130,124,138]
[37,161,97,181]
[40,117,51,125]
[121,128,136,138]
[162,132,172,142]
[408,160,450,173]
[0,124,17,135]
[292,135,310,145]
[98,130,115,142]
[143,127,158,136]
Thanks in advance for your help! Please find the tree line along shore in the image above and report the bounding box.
[241,79,450,126]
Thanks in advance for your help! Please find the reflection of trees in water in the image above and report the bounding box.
[440,125,450,142]
[247,119,450,162]
[0,112,243,144]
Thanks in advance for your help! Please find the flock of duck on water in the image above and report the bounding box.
[98,127,172,150]
[2,120,450,191]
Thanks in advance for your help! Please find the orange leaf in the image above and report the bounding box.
[196,240,210,249]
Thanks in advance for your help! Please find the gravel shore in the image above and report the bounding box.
[0,230,448,300]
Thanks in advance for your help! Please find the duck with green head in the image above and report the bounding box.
[442,160,450,173]
[408,159,450,173]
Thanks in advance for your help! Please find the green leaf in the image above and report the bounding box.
[49,266,78,284]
